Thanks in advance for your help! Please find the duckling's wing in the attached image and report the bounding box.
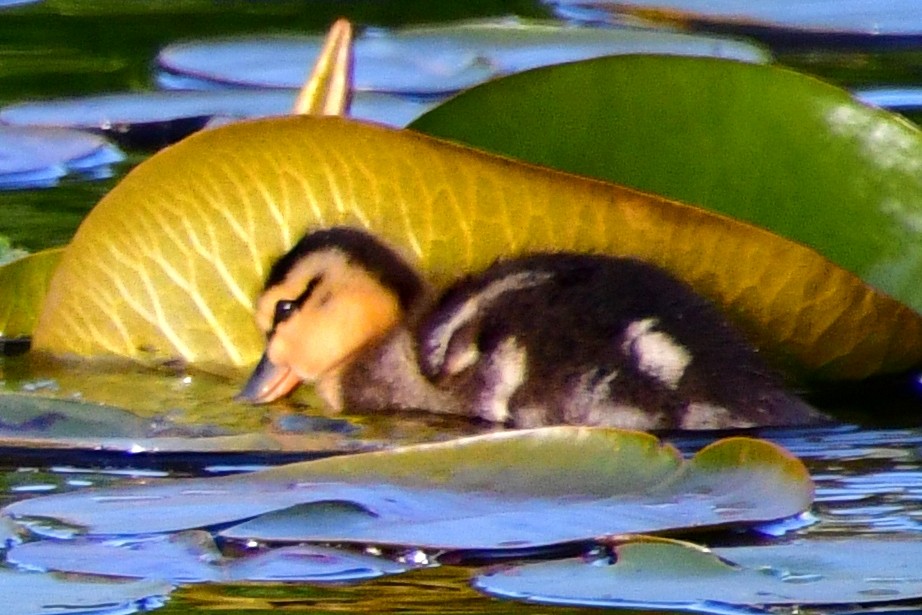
[419,253,828,429]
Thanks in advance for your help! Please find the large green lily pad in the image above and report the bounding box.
[3,428,813,550]
[411,55,922,321]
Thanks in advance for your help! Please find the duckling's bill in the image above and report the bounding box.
[237,352,303,404]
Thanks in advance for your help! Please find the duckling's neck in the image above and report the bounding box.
[318,326,466,416]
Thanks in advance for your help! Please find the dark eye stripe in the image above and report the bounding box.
[269,274,324,335]
[294,274,324,308]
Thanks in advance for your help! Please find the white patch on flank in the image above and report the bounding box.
[681,402,754,430]
[425,271,553,375]
[476,336,527,424]
[442,344,480,376]
[621,318,692,389]
[598,405,660,430]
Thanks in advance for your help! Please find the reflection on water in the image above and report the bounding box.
[773,427,922,536]
[171,565,616,615]
[675,426,922,538]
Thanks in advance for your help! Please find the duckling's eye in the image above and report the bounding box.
[269,274,324,332]
[272,300,296,327]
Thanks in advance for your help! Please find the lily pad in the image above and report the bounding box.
[0,248,63,338]
[0,390,364,455]
[2,428,813,550]
[1,515,22,549]
[0,569,170,615]
[31,116,922,380]
[411,56,922,324]
[0,392,154,439]
[0,90,436,149]
[155,18,768,95]
[474,536,922,611]
[549,0,922,48]
[8,531,410,583]
[0,126,123,191]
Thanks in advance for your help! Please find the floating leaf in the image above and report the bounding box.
[0,569,170,615]
[548,0,922,48]
[1,515,21,549]
[2,428,813,550]
[32,116,922,380]
[156,18,768,94]
[0,358,267,432]
[0,0,40,7]
[475,536,922,611]
[0,90,435,150]
[0,248,63,338]
[0,125,123,191]
[411,56,922,325]
[8,531,409,583]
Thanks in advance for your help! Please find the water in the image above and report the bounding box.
[3,1,922,613]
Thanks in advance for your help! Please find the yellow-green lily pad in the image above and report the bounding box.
[0,248,63,339]
[31,116,922,381]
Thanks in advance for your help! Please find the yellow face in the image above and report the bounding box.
[246,249,404,403]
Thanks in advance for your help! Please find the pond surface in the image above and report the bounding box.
[2,1,922,614]
[3,422,922,614]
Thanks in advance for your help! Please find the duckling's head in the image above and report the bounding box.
[238,227,426,406]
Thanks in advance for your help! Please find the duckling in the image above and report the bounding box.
[238,226,829,430]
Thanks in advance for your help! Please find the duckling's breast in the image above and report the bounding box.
[339,327,467,417]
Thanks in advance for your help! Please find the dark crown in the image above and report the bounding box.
[265,227,426,311]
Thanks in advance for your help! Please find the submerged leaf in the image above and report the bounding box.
[0,391,363,454]
[2,428,813,550]
[0,392,152,439]
[0,248,62,338]
[33,116,922,380]
[475,536,922,610]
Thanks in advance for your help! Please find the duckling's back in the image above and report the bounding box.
[417,253,827,430]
